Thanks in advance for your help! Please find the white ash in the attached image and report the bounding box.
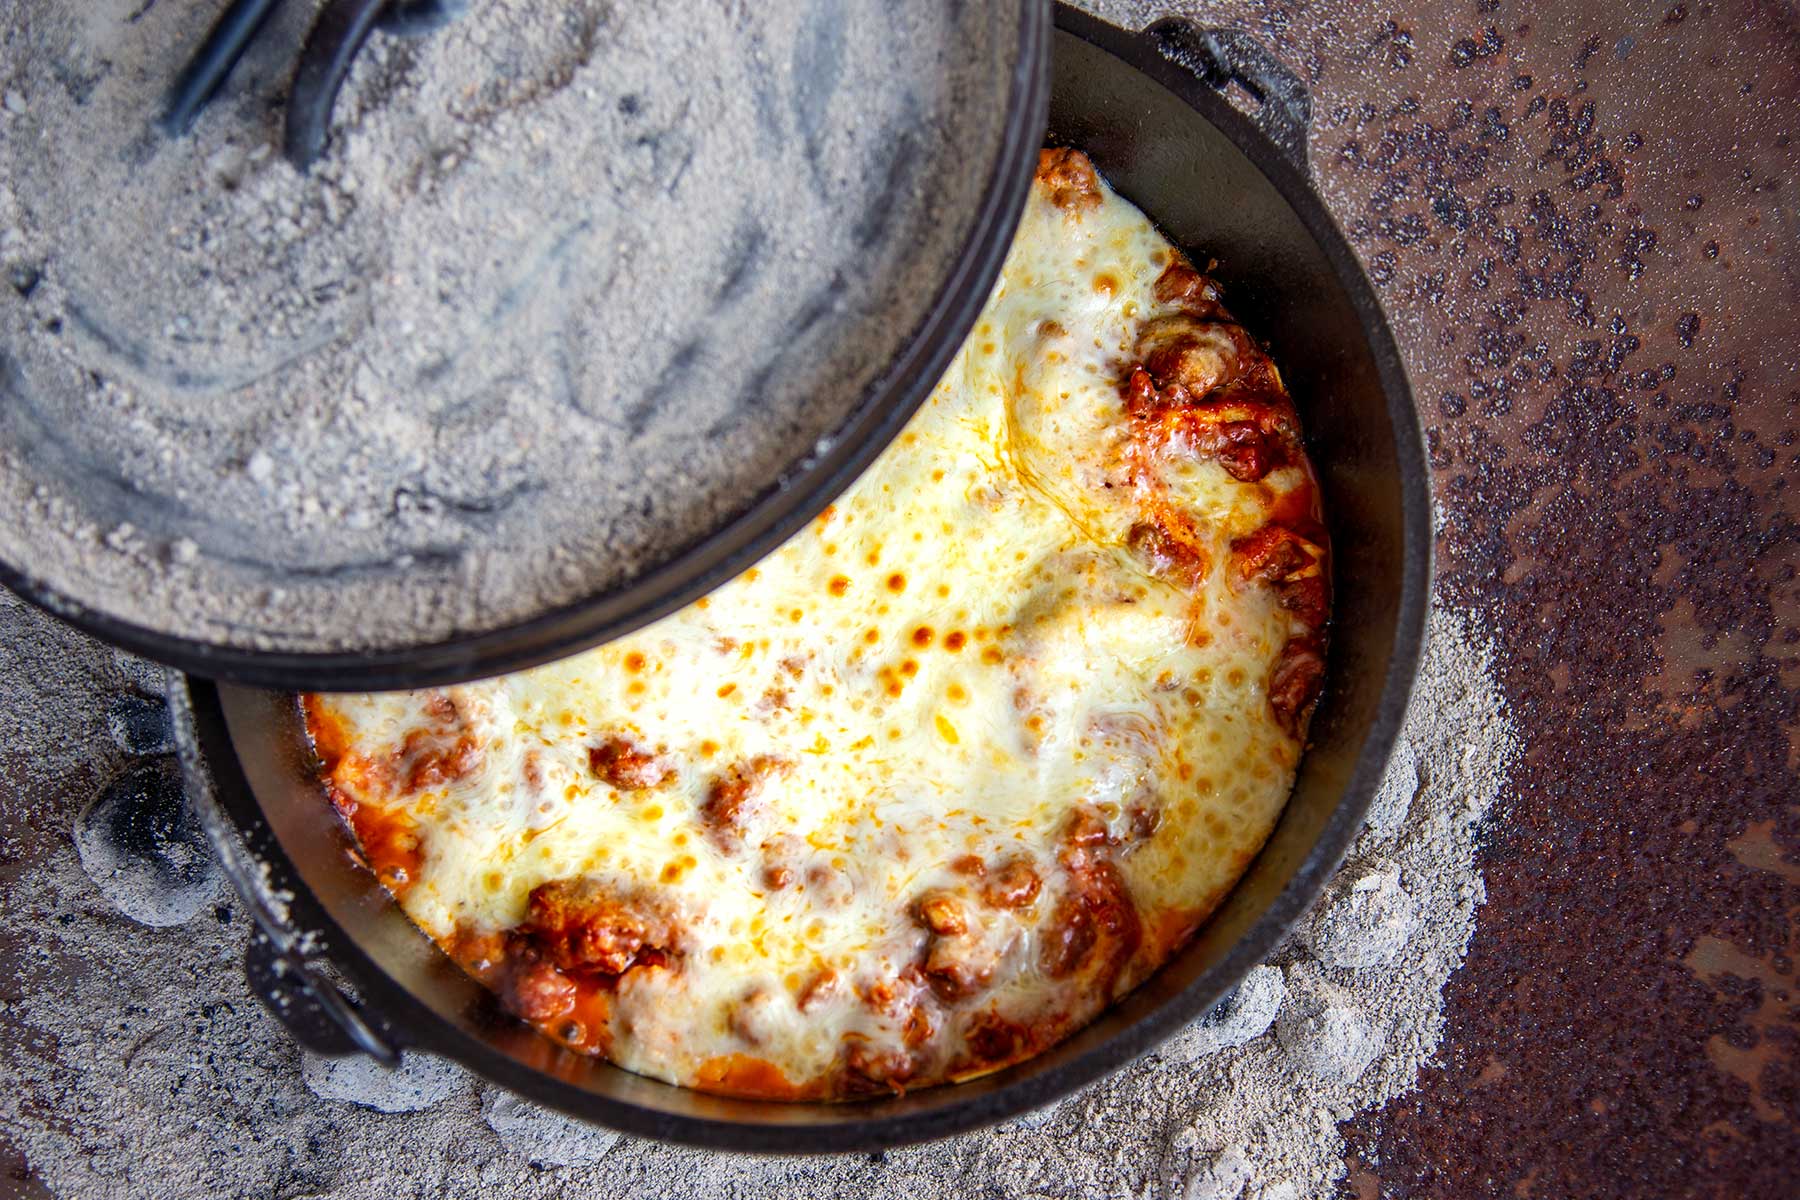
[0,591,1516,1200]
[303,1051,467,1115]
[0,0,1018,654]
[1007,1098,1066,1130]
[1362,736,1419,835]
[1158,966,1285,1061]
[481,1090,619,1169]
[1296,868,1418,970]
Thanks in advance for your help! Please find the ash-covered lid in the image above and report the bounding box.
[0,0,1041,679]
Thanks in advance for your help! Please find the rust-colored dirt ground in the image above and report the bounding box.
[1183,1,1799,1194]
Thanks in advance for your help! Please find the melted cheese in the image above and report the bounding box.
[309,164,1320,1098]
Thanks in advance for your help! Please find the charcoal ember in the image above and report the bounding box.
[1161,1129,1251,1200]
[74,759,221,927]
[1274,966,1383,1084]
[482,1090,618,1167]
[302,1051,463,1113]
[106,692,174,756]
[1158,965,1285,1061]
[1298,867,1417,969]
[379,0,470,37]
[1364,738,1419,834]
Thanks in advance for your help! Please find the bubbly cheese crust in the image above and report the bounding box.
[305,152,1329,1100]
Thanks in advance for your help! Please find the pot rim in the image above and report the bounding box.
[187,3,1430,1154]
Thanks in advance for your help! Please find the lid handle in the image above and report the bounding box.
[1145,21,1312,171]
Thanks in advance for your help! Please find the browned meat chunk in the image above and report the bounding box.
[915,889,1016,1001]
[1037,147,1103,212]
[702,756,791,841]
[1134,313,1254,400]
[1268,636,1328,738]
[399,730,483,792]
[1127,519,1208,589]
[1040,821,1142,987]
[505,960,576,1021]
[520,878,679,975]
[1232,524,1316,584]
[1152,261,1224,314]
[916,891,968,936]
[588,735,673,790]
[981,858,1042,909]
[1277,575,1331,628]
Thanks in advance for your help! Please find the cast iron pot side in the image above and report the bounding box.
[177,8,1429,1153]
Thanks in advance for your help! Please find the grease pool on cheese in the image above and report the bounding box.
[305,149,1330,1100]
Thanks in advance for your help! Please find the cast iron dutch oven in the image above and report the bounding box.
[172,5,1429,1151]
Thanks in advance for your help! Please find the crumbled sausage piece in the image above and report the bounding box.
[1232,524,1316,584]
[1210,421,1280,482]
[858,966,931,1025]
[863,976,904,1016]
[702,756,791,839]
[981,858,1042,909]
[1040,895,1099,979]
[1126,799,1163,842]
[1152,261,1224,313]
[1038,857,1140,985]
[1268,637,1328,738]
[965,1015,1021,1064]
[798,968,841,1013]
[706,769,756,828]
[1036,147,1102,212]
[950,854,987,877]
[902,1004,935,1048]
[1278,575,1331,628]
[842,1039,916,1094]
[916,891,967,936]
[916,889,1017,1000]
[1135,313,1249,399]
[588,735,672,790]
[925,940,992,1000]
[400,731,483,791]
[1126,520,1207,588]
[1063,808,1112,849]
[506,960,576,1021]
[521,878,676,975]
[1122,364,1168,417]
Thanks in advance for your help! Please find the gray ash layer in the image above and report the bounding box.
[0,581,1517,1200]
[0,0,1019,653]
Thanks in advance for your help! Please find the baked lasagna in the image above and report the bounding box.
[304,150,1329,1099]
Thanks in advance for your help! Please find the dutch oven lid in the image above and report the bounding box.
[0,0,1048,688]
